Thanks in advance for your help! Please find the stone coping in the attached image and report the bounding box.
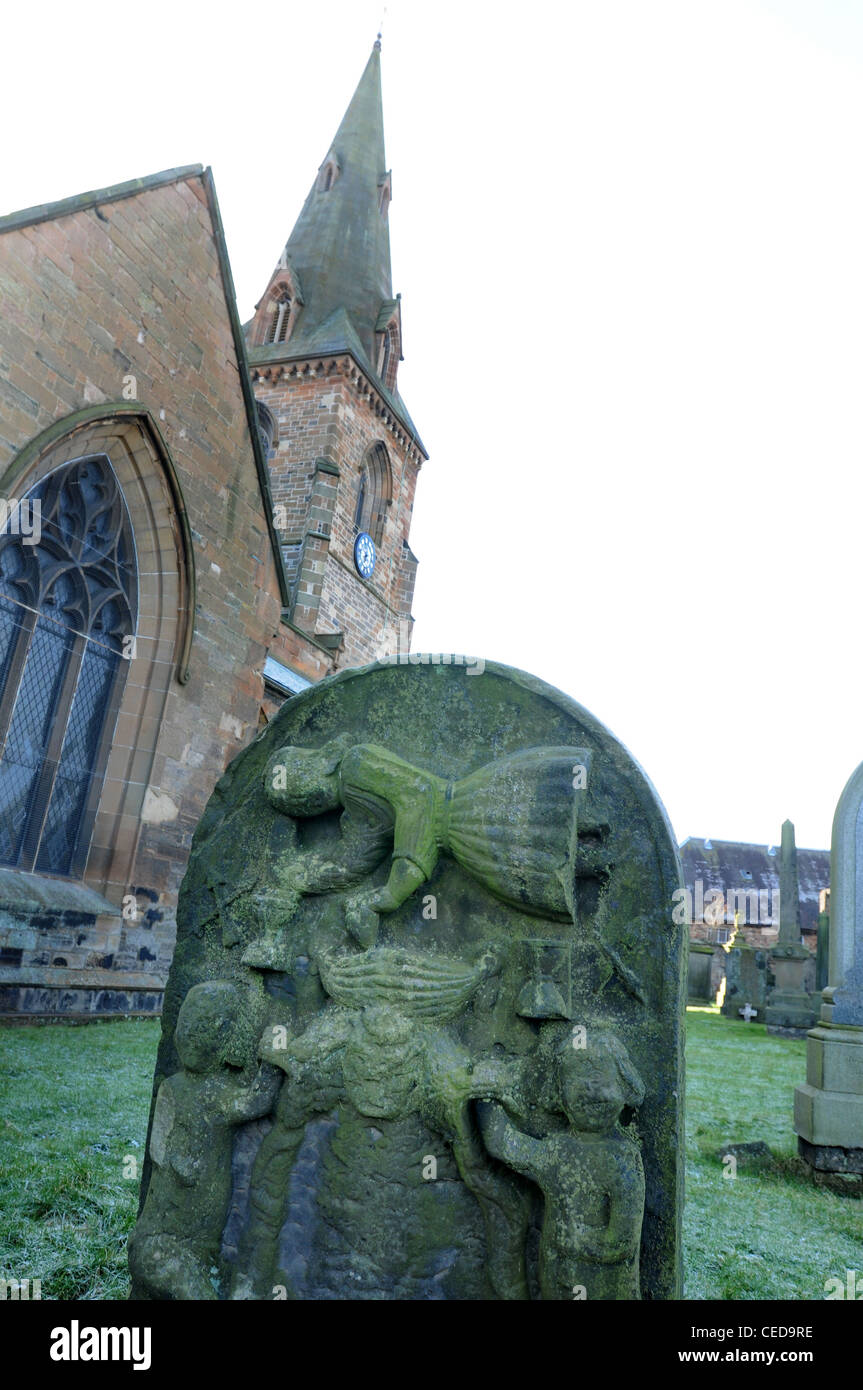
[0,965,165,990]
[0,867,120,918]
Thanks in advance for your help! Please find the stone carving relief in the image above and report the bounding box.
[130,662,684,1300]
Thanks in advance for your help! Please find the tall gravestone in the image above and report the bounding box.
[688,942,715,1004]
[129,660,685,1300]
[765,820,817,1037]
[795,763,863,1175]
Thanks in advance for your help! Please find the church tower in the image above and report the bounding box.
[246,39,427,677]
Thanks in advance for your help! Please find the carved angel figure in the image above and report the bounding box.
[246,737,641,998]
[247,737,609,948]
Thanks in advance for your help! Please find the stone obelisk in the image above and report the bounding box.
[765,820,817,1038]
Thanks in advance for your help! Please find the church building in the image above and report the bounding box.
[0,41,426,1018]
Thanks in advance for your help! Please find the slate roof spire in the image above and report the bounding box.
[280,41,393,370]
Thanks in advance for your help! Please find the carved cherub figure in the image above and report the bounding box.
[477,1030,645,1300]
[128,981,279,1300]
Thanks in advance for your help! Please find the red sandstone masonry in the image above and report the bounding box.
[253,363,421,665]
[0,170,426,1016]
[0,174,327,1006]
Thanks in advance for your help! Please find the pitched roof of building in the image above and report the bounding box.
[679,836,829,932]
[0,164,292,611]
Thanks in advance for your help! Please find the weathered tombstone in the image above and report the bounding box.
[816,888,830,994]
[795,763,863,1176]
[688,942,715,1004]
[129,660,685,1300]
[720,929,771,1019]
[765,820,818,1037]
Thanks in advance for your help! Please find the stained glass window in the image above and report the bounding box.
[0,454,137,876]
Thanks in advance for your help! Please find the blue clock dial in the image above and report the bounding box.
[354,531,376,578]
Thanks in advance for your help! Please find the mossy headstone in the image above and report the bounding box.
[130,660,685,1300]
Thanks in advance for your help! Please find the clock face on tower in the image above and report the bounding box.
[354,531,376,579]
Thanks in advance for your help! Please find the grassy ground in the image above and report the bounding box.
[0,1008,860,1298]
[0,1019,158,1299]
[684,1007,862,1299]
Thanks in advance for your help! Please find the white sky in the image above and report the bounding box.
[3,0,862,851]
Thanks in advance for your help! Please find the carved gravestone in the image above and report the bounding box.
[130,660,686,1300]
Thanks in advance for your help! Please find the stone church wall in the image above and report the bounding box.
[0,170,290,1016]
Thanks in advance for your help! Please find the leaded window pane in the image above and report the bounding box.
[36,639,120,875]
[0,610,74,864]
[0,452,137,875]
[0,594,21,698]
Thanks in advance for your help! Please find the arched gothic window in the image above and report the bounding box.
[256,400,277,457]
[353,441,391,547]
[267,293,292,345]
[379,324,399,391]
[0,454,137,877]
[318,160,339,193]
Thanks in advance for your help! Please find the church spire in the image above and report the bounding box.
[278,42,395,375]
[246,35,426,679]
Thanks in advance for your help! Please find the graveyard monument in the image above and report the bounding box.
[129,659,686,1300]
[795,760,863,1177]
[687,942,715,1005]
[720,929,771,1021]
[765,820,818,1038]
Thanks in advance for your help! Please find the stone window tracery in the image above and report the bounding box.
[0,454,137,876]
